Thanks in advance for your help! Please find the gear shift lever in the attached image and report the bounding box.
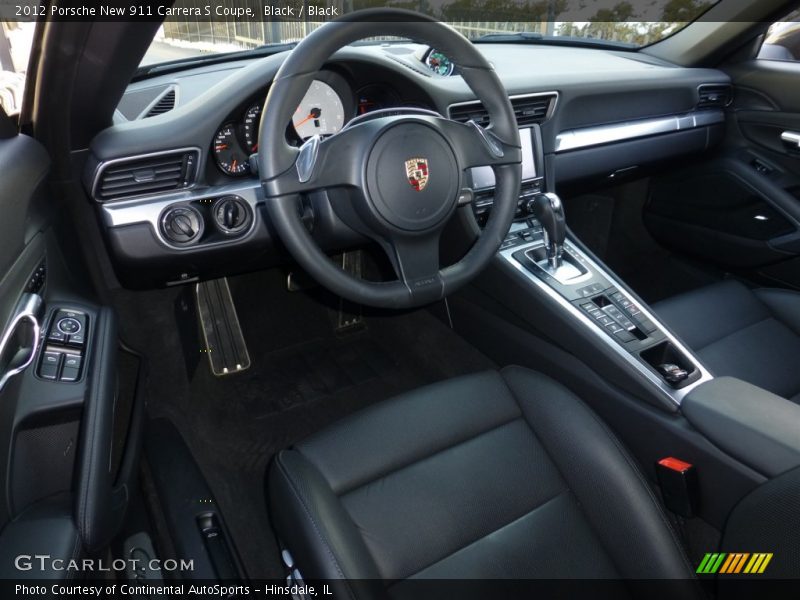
[528,193,566,270]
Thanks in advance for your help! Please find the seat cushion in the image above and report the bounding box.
[268,367,697,595]
[654,281,800,402]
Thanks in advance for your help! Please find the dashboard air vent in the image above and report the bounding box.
[697,84,732,109]
[95,150,198,201]
[449,93,557,128]
[143,88,176,118]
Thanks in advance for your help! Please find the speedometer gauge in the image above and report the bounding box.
[243,104,262,152]
[425,50,454,77]
[292,80,345,140]
[213,124,249,176]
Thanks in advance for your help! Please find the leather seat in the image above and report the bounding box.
[268,367,698,595]
[654,280,800,404]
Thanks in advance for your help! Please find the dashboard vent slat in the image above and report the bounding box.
[697,84,733,109]
[143,88,176,118]
[449,93,557,128]
[95,150,198,202]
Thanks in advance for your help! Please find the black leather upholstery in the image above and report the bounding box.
[655,281,800,404]
[268,367,698,596]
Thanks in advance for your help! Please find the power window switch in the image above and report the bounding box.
[39,351,62,380]
[60,367,80,382]
[60,354,82,382]
[47,328,68,344]
[67,332,86,346]
[63,355,82,370]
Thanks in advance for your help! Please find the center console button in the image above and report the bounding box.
[613,329,636,342]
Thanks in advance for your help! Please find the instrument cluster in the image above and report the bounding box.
[210,72,427,178]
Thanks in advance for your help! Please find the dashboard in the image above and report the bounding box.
[86,41,730,288]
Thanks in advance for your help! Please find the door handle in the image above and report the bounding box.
[781,131,800,149]
[0,293,42,393]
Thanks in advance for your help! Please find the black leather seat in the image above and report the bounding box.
[654,280,800,404]
[268,367,698,596]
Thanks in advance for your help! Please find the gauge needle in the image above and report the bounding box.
[231,158,238,171]
[215,144,229,150]
[293,107,322,128]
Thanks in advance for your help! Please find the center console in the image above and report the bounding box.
[469,125,713,406]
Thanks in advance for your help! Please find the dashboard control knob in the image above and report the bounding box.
[160,205,203,245]
[213,196,252,235]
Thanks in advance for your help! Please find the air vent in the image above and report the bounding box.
[143,88,176,118]
[449,93,557,127]
[697,84,732,109]
[95,150,198,202]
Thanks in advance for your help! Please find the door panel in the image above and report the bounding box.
[0,118,142,577]
[644,59,800,288]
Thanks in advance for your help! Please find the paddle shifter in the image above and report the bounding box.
[528,193,566,269]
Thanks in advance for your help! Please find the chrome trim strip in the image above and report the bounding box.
[499,238,713,405]
[0,293,42,394]
[447,91,560,123]
[90,146,202,203]
[99,180,262,251]
[554,109,725,153]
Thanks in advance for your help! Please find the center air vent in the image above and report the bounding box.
[143,87,177,118]
[697,84,733,109]
[94,150,199,202]
[449,93,558,127]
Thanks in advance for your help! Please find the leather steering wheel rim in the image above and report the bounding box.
[258,8,522,309]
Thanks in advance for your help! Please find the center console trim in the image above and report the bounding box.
[500,238,713,405]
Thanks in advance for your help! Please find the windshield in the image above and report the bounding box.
[140,0,718,67]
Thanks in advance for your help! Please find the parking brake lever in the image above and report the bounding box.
[528,193,566,269]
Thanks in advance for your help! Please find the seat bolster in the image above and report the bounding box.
[268,450,383,591]
[500,366,699,582]
[653,280,769,350]
[755,288,800,338]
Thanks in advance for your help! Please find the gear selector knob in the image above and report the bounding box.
[528,193,566,269]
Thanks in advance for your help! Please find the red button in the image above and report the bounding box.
[658,457,693,473]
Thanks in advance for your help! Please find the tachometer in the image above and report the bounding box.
[243,103,262,152]
[292,79,345,140]
[425,50,454,77]
[213,124,249,176]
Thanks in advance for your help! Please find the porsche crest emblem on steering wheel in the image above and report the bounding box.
[405,158,429,191]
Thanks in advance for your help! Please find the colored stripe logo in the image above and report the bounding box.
[696,553,773,574]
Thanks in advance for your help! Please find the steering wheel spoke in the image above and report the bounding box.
[262,126,370,197]
[383,233,444,303]
[438,118,523,169]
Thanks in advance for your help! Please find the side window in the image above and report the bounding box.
[758,9,800,62]
[1,22,35,116]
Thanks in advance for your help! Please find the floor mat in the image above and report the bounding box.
[112,269,495,579]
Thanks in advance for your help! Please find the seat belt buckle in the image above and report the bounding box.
[656,457,698,518]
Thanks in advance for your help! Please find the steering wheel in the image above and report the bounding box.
[258,9,521,309]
